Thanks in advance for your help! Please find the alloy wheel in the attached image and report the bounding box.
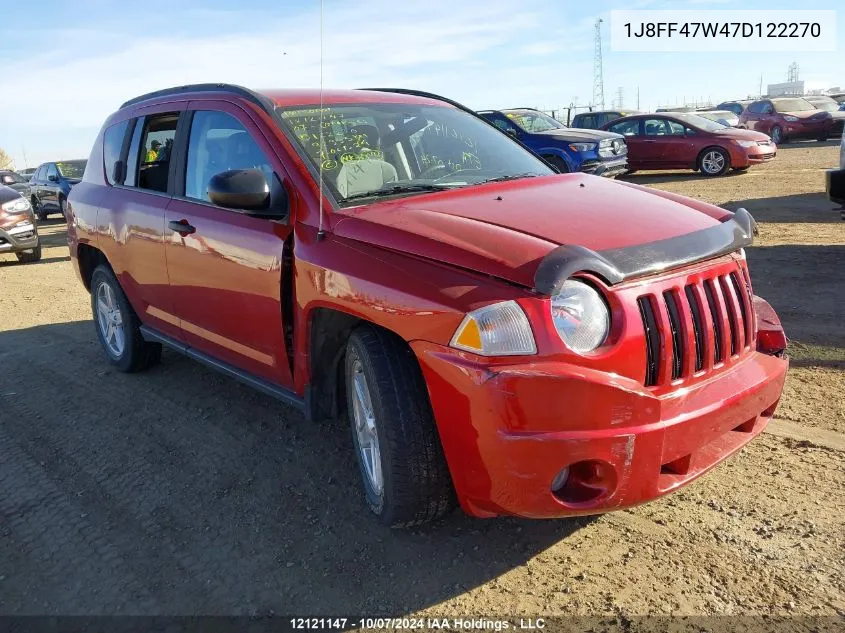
[96,281,125,357]
[702,151,726,174]
[351,359,383,495]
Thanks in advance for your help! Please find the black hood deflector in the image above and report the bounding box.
[534,207,757,294]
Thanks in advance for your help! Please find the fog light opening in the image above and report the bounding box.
[551,459,617,506]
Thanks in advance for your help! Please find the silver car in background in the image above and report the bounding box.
[696,109,741,128]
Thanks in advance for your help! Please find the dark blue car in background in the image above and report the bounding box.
[29,159,87,221]
[478,108,628,177]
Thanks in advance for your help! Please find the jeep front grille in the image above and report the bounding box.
[638,264,755,387]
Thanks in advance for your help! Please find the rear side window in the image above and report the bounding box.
[184,110,273,203]
[35,165,45,181]
[576,114,595,128]
[103,120,130,185]
[747,102,764,114]
[133,113,179,193]
[608,120,639,136]
[46,164,58,180]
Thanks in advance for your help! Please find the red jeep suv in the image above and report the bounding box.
[68,84,788,526]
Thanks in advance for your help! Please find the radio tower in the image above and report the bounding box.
[592,18,605,109]
[787,61,799,82]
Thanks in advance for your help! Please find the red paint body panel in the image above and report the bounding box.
[69,87,789,520]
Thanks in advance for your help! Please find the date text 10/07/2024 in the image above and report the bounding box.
[290,618,547,630]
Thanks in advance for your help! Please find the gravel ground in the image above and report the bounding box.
[0,142,843,623]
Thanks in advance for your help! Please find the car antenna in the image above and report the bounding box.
[316,0,326,242]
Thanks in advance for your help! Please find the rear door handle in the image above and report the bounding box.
[168,219,196,236]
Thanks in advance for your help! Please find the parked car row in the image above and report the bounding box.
[6,159,88,222]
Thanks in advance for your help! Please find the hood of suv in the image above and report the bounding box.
[781,109,831,121]
[334,174,731,289]
[535,128,623,143]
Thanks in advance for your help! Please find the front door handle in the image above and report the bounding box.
[168,219,196,236]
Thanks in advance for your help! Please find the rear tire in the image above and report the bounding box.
[345,326,455,527]
[698,147,731,177]
[15,243,42,263]
[59,196,67,220]
[90,265,161,373]
[32,196,47,222]
[544,155,570,174]
[770,125,785,144]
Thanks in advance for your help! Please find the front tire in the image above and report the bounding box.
[544,155,570,174]
[32,196,47,222]
[770,125,785,144]
[90,265,161,373]
[698,147,730,177]
[15,243,42,263]
[59,196,68,220]
[345,326,455,527]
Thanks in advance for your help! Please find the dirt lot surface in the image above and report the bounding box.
[1,143,843,625]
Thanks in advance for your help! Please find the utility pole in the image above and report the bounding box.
[637,86,640,110]
[592,18,605,109]
[615,86,624,109]
[759,73,763,97]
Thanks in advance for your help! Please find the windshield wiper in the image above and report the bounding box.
[344,183,453,202]
[477,173,540,184]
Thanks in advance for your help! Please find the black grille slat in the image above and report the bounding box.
[730,272,752,347]
[638,296,660,387]
[663,291,684,379]
[703,281,723,363]
[684,285,705,372]
[718,276,739,356]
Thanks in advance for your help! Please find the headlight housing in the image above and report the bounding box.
[450,300,536,356]
[550,280,610,353]
[1,197,31,214]
[735,140,758,148]
[569,142,597,152]
[783,115,799,122]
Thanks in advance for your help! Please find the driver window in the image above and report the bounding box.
[644,119,669,136]
[46,164,58,180]
[608,120,639,136]
[666,120,686,136]
[185,110,273,203]
[762,103,774,115]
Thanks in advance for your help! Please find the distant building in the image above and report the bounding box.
[767,81,805,97]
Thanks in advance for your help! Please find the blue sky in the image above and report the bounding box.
[0,0,841,168]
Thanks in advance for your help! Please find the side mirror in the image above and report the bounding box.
[207,169,288,219]
[506,128,519,137]
[208,169,270,211]
[48,174,58,182]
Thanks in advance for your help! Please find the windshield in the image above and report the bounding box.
[808,100,838,112]
[502,110,565,133]
[773,98,815,113]
[56,160,87,179]
[673,113,727,132]
[278,103,553,204]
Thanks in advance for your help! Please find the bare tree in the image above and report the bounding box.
[0,148,14,170]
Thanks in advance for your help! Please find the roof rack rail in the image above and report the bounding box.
[119,83,273,112]
[357,88,482,119]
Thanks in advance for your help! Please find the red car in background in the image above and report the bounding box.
[739,97,836,144]
[602,112,775,176]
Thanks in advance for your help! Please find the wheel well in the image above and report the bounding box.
[542,153,570,172]
[76,244,109,292]
[696,145,731,169]
[306,309,414,423]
